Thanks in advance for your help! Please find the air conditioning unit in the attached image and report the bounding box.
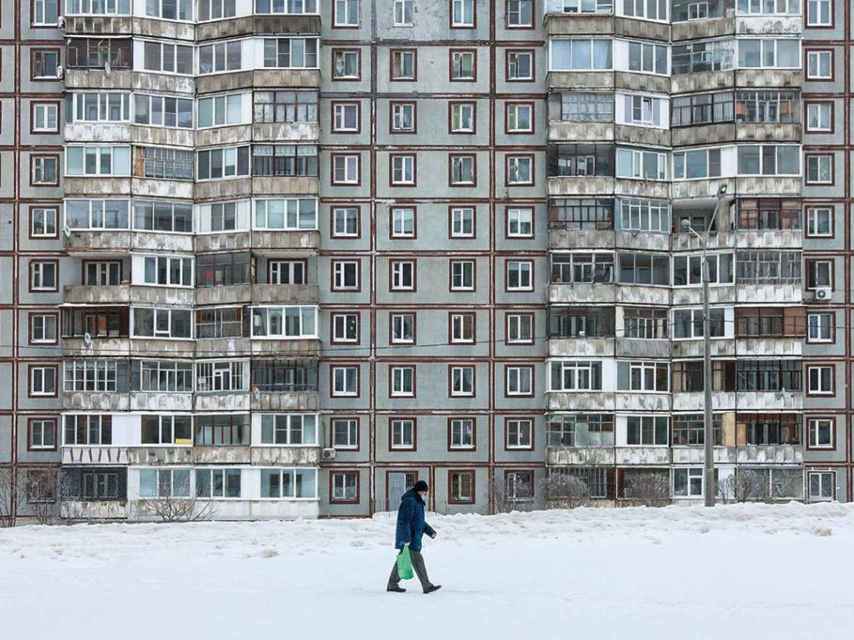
[815,287,833,301]
[321,448,336,461]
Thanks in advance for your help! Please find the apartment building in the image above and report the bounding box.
[0,0,849,523]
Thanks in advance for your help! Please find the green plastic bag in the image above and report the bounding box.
[397,545,414,580]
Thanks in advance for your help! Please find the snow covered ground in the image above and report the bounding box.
[2,503,853,640]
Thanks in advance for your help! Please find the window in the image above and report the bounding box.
[506,313,534,344]
[671,39,734,75]
[332,418,359,449]
[143,41,194,75]
[618,252,670,285]
[139,468,191,499]
[146,0,193,19]
[551,253,614,284]
[332,207,360,238]
[506,207,533,238]
[450,154,476,185]
[142,255,193,287]
[331,471,359,503]
[736,361,801,392]
[621,94,666,128]
[195,307,242,340]
[334,0,359,25]
[332,260,360,291]
[549,360,603,391]
[332,102,359,132]
[626,416,669,446]
[390,154,416,186]
[33,0,59,24]
[806,154,833,184]
[332,48,360,79]
[134,360,193,393]
[63,359,123,392]
[736,144,800,176]
[449,418,475,449]
[390,313,415,344]
[390,418,416,449]
[390,207,416,239]
[618,361,669,392]
[260,468,317,499]
[391,49,416,80]
[615,148,668,180]
[546,413,614,447]
[507,155,534,186]
[390,366,415,397]
[808,418,834,449]
[450,102,475,133]
[251,360,317,393]
[133,307,192,339]
[196,361,244,393]
[450,207,475,237]
[806,50,832,79]
[30,207,57,239]
[31,155,59,185]
[250,306,317,338]
[251,144,317,178]
[673,148,722,180]
[255,0,319,13]
[450,366,475,396]
[673,307,726,340]
[196,469,242,498]
[673,253,734,287]
[394,0,414,25]
[450,260,475,291]
[141,415,192,445]
[450,50,476,80]
[79,471,121,500]
[671,92,733,127]
[735,90,799,124]
[807,0,832,26]
[63,415,112,445]
[506,366,533,396]
[507,0,534,26]
[735,0,799,14]
[32,102,59,133]
[557,93,614,122]
[806,258,833,289]
[673,468,704,498]
[506,50,534,80]
[806,207,833,238]
[671,414,722,446]
[30,260,57,292]
[809,472,834,502]
[624,307,668,339]
[66,37,132,69]
[506,419,533,449]
[390,102,416,133]
[29,365,57,397]
[332,313,359,343]
[332,154,360,185]
[194,414,250,446]
[807,312,833,343]
[506,102,533,133]
[134,94,193,129]
[507,260,533,291]
[30,313,58,344]
[29,418,57,450]
[138,147,193,181]
[628,41,668,75]
[260,414,318,445]
[806,102,832,132]
[449,313,475,344]
[449,471,475,504]
[807,365,834,395]
[66,145,131,177]
[65,92,131,123]
[263,38,319,69]
[253,91,317,124]
[200,0,239,19]
[451,0,475,26]
[269,260,307,285]
[736,250,801,285]
[83,260,120,287]
[32,48,60,79]
[390,260,415,290]
[550,39,612,71]
[738,39,800,69]
[332,365,359,396]
[254,198,317,231]
[196,253,249,287]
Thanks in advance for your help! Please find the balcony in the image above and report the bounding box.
[546,446,616,466]
[736,337,802,357]
[670,338,736,358]
[62,390,130,412]
[614,446,670,465]
[614,392,671,412]
[735,69,802,89]
[250,230,321,255]
[548,337,614,358]
[736,390,803,410]
[192,447,251,465]
[549,228,615,249]
[251,446,321,466]
[736,444,803,464]
[65,70,195,95]
[735,123,801,143]
[671,123,737,147]
[64,177,131,197]
[543,11,670,42]
[62,446,128,465]
[129,391,193,412]
[548,71,615,91]
[252,122,320,143]
[550,282,616,304]
[671,446,738,464]
[63,337,131,358]
[547,391,615,412]
[250,390,320,412]
[734,228,802,249]
[64,230,194,254]
[615,338,671,359]
[126,447,193,466]
[548,121,614,143]
[130,338,195,358]
[672,16,735,41]
[64,15,133,35]
[251,339,320,357]
[63,284,194,306]
[736,283,802,304]
[196,14,322,41]
[671,391,737,411]
[251,176,319,197]
[61,500,128,520]
[194,392,251,412]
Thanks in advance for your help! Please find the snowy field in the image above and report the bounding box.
[2,503,854,640]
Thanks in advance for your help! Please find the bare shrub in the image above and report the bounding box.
[622,470,670,507]
[138,498,215,522]
[0,469,15,527]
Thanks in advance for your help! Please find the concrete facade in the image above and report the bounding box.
[1,0,852,522]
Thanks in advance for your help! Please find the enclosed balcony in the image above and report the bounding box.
[735,362,804,409]
[545,414,616,465]
[548,307,615,357]
[734,307,805,356]
[733,198,802,248]
[735,414,803,464]
[735,250,802,303]
[250,359,319,411]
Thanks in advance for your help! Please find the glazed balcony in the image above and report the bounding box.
[547,391,615,412]
[63,337,131,358]
[615,338,671,359]
[548,337,614,358]
[671,447,738,464]
[63,284,194,307]
[196,14,321,41]
[670,338,736,358]
[672,16,735,41]
[546,446,616,466]
[736,444,803,464]
[671,391,737,411]
[62,390,130,412]
[130,338,195,358]
[64,230,194,254]
[126,446,193,466]
[193,229,320,253]
[62,446,128,465]
[614,392,671,412]
[250,390,320,412]
[251,338,321,358]
[736,337,802,357]
[614,446,670,465]
[736,283,802,304]
[194,392,251,412]
[251,446,321,466]
[737,390,803,410]
[192,446,251,465]
[734,228,802,249]
[65,70,195,95]
[61,500,127,520]
[129,391,193,412]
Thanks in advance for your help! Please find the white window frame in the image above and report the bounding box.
[506,102,533,133]
[332,207,359,237]
[507,259,534,291]
[33,0,60,25]
[31,207,57,238]
[333,154,360,184]
[333,102,360,132]
[450,102,476,133]
[30,418,56,450]
[259,413,318,446]
[30,365,56,396]
[450,260,475,291]
[390,366,415,397]
[450,154,476,185]
[507,155,534,185]
[333,260,360,291]
[806,102,832,132]
[332,418,359,449]
[808,418,834,449]
[807,365,834,395]
[451,0,475,27]
[390,102,415,132]
[331,471,358,501]
[390,260,415,291]
[32,102,59,133]
[806,0,832,26]
[196,360,245,393]
[549,360,603,392]
[507,207,533,238]
[332,313,359,343]
[394,0,414,25]
[449,418,475,450]
[141,254,194,288]
[30,313,57,344]
[391,207,415,238]
[30,261,57,291]
[807,312,833,343]
[450,365,475,397]
[507,50,534,80]
[390,418,415,449]
[332,365,359,397]
[506,365,533,396]
[391,154,416,186]
[507,0,534,27]
[390,313,415,344]
[450,206,475,238]
[334,0,360,26]
[506,313,533,344]
[673,467,704,498]
[250,305,318,339]
[806,154,833,184]
[806,50,833,79]
[506,418,533,449]
[806,206,833,238]
[808,471,835,502]
[450,313,475,344]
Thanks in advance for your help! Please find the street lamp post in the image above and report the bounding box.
[681,186,732,507]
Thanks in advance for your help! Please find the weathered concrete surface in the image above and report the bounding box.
[548,338,614,358]
[64,285,194,306]
[130,392,193,412]
[251,339,321,357]
[62,391,130,412]
[671,391,737,412]
[251,447,321,466]
[736,445,803,464]
[62,446,128,465]
[61,500,127,521]
[251,391,320,412]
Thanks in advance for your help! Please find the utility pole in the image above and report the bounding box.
[682,185,731,507]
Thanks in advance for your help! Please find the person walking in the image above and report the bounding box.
[387,480,441,594]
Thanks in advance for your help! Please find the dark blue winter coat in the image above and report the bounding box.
[394,489,435,552]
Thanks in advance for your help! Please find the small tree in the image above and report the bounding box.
[0,469,16,527]
[137,498,215,522]
[622,470,670,507]
[492,474,536,514]
[23,468,58,525]
[541,470,591,509]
